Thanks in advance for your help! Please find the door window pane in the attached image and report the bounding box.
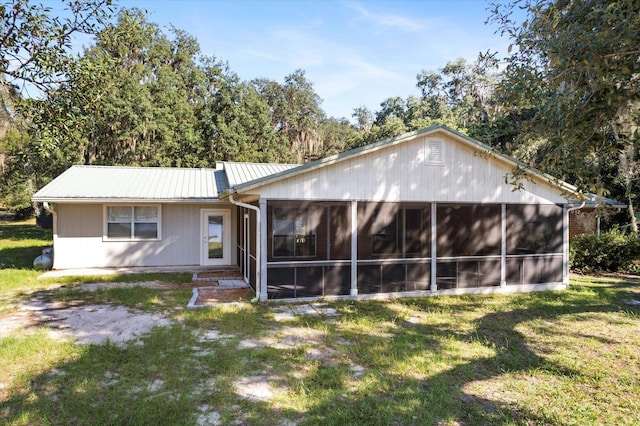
[208,215,224,259]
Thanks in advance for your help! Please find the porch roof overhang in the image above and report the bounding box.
[569,193,627,209]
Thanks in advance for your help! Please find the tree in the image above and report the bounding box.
[197,58,290,163]
[489,0,640,193]
[253,69,325,162]
[28,9,212,168]
[318,117,359,157]
[352,105,373,133]
[618,144,640,233]
[0,0,114,92]
[416,55,500,135]
[0,0,113,216]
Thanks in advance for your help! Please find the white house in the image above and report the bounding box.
[32,125,580,301]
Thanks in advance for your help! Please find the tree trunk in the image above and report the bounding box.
[629,196,638,234]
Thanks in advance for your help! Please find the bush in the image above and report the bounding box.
[570,229,640,273]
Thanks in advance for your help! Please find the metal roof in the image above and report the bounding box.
[32,165,221,202]
[220,161,300,188]
[570,193,627,209]
[33,126,598,204]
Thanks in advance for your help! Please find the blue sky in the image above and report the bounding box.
[119,0,514,120]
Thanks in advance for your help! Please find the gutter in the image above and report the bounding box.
[227,191,261,303]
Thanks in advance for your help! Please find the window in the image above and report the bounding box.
[106,205,160,240]
[273,208,316,257]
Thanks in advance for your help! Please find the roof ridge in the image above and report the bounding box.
[70,164,218,171]
[221,161,301,167]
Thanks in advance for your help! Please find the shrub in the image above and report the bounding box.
[570,229,640,273]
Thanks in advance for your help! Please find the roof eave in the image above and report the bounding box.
[31,197,223,204]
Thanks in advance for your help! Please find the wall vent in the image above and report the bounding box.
[426,139,444,164]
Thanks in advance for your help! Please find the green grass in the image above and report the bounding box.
[2,220,640,424]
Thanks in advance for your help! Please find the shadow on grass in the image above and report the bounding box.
[2,281,639,425]
[0,222,52,270]
[0,246,49,269]
[301,287,636,425]
[0,306,314,425]
[0,223,52,242]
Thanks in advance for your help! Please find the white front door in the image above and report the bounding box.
[201,209,231,266]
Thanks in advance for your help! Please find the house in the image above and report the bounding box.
[32,124,582,301]
[569,194,626,237]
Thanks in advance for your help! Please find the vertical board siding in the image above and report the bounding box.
[252,133,566,204]
[57,204,102,238]
[53,202,232,268]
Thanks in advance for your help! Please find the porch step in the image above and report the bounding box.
[192,267,243,282]
[217,279,249,289]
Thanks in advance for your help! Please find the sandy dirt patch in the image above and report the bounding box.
[195,287,254,305]
[0,298,171,346]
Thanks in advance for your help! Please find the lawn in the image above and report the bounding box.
[1,219,640,425]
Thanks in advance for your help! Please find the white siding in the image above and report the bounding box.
[53,203,235,269]
[252,133,566,204]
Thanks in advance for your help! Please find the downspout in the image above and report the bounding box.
[42,202,57,269]
[567,200,586,213]
[228,191,261,303]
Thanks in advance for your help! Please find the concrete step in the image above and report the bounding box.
[193,268,243,282]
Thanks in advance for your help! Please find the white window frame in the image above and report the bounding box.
[103,204,162,241]
[272,207,318,259]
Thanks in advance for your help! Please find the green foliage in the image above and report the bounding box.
[489,0,640,191]
[570,229,640,273]
[0,128,38,219]
[352,55,501,146]
[30,9,210,168]
[0,0,114,91]
[198,58,287,163]
[253,69,325,162]
[0,0,114,216]
[317,117,360,157]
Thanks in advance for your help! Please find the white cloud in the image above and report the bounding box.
[243,49,282,62]
[347,2,425,32]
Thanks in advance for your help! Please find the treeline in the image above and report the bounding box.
[1,0,639,231]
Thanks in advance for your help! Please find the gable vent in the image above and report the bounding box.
[426,139,444,164]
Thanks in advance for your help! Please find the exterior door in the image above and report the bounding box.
[201,209,231,266]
